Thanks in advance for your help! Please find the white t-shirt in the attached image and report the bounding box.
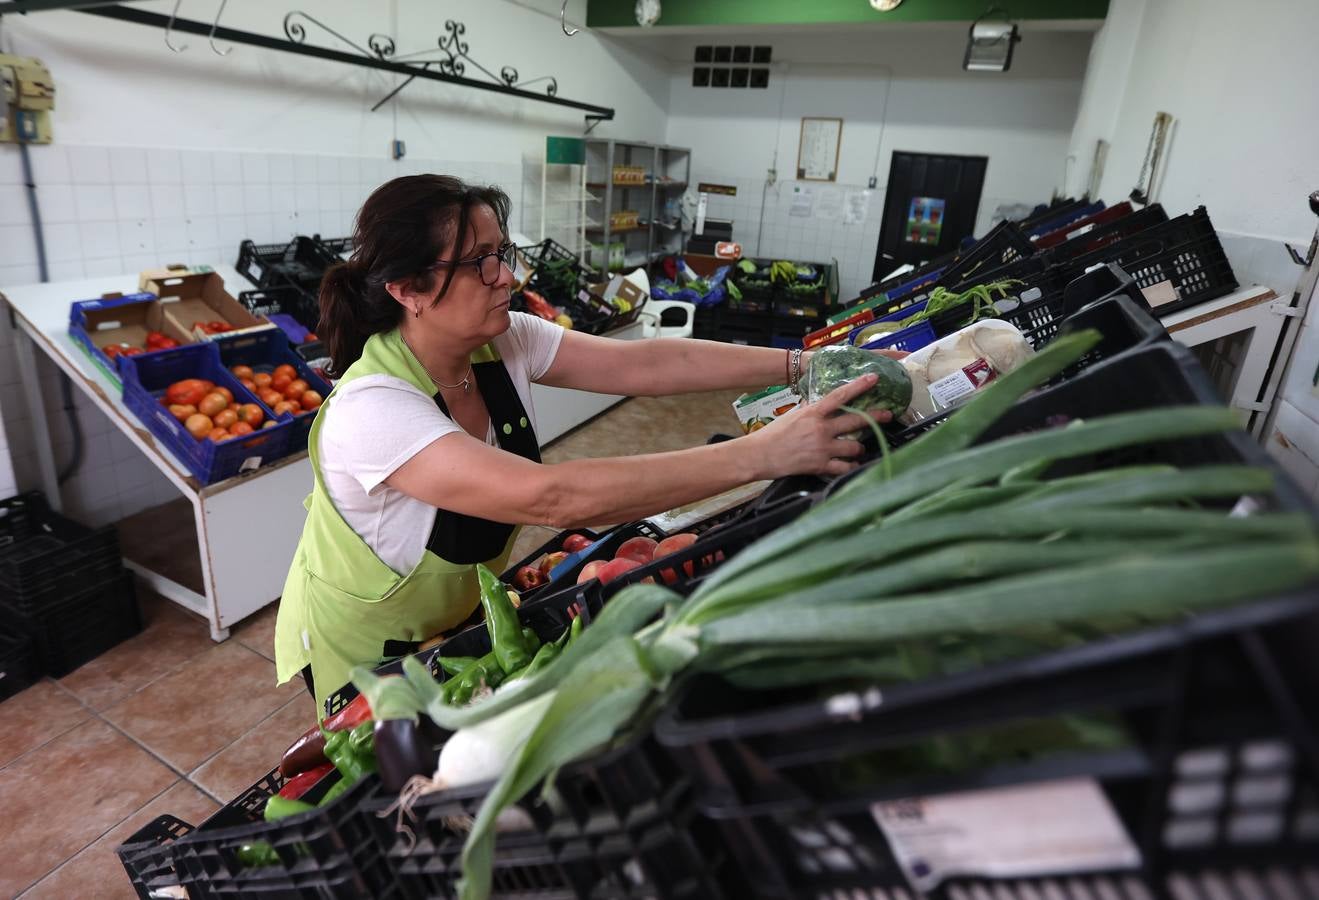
[317,313,564,575]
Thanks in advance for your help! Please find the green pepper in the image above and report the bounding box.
[438,655,477,676]
[323,723,376,783]
[317,778,350,807]
[237,841,280,868]
[505,639,561,683]
[568,614,584,646]
[477,564,535,674]
[444,654,507,705]
[263,795,315,822]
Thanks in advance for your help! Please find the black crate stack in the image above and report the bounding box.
[0,492,140,683]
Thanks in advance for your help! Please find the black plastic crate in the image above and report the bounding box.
[361,720,731,900]
[939,221,1036,287]
[1051,206,1238,317]
[236,236,335,295]
[498,527,602,597]
[498,522,663,607]
[3,568,141,678]
[1017,196,1087,230]
[655,345,1318,895]
[117,814,194,900]
[0,491,122,615]
[1045,203,1171,266]
[311,234,354,264]
[0,626,38,702]
[169,766,400,899]
[237,285,327,364]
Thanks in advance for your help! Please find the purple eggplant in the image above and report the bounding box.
[374,717,437,792]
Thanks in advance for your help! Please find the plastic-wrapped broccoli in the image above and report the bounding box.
[805,345,913,420]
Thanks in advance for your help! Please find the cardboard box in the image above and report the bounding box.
[138,266,269,341]
[67,292,194,387]
[733,384,801,434]
[587,275,647,314]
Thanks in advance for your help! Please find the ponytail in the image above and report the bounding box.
[318,260,391,378]
[315,175,512,378]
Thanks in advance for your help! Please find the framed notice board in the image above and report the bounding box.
[797,117,842,182]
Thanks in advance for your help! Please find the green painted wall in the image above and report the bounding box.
[587,0,1108,28]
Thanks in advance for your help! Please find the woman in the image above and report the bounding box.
[275,175,899,712]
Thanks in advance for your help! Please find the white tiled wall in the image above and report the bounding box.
[0,143,523,527]
[693,172,886,303]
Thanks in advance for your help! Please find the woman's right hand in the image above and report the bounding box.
[747,374,890,479]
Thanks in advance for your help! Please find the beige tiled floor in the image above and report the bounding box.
[1,390,742,897]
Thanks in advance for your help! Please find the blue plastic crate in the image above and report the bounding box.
[843,298,939,353]
[886,266,945,303]
[68,292,180,389]
[212,328,331,453]
[120,343,294,485]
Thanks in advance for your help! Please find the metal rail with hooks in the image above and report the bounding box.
[76,3,615,124]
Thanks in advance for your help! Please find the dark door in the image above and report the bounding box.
[873,151,988,281]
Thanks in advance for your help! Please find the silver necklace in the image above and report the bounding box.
[403,333,473,394]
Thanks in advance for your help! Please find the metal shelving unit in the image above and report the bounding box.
[584,139,691,273]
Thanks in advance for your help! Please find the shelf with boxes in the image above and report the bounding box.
[583,139,691,274]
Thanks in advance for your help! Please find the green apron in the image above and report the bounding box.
[274,328,541,715]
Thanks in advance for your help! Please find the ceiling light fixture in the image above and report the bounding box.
[963,7,1020,72]
[635,0,661,27]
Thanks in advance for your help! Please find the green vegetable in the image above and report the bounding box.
[803,344,913,419]
[262,795,314,822]
[322,722,376,783]
[726,279,742,302]
[317,778,350,807]
[443,652,507,705]
[439,656,478,676]
[737,259,757,274]
[477,564,536,675]
[237,842,280,868]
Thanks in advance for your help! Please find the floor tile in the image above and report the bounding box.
[0,719,176,897]
[233,600,279,662]
[59,590,217,711]
[0,680,90,769]
[190,695,315,802]
[101,640,300,773]
[20,778,218,900]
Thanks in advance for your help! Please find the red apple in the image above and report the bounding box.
[562,533,592,553]
[597,557,642,585]
[615,536,658,564]
[577,559,609,584]
[512,565,545,591]
[538,551,569,577]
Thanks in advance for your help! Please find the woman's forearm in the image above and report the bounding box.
[622,338,811,396]
[540,437,767,528]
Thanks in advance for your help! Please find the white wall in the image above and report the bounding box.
[1066,0,1319,497]
[665,29,1091,299]
[0,0,669,524]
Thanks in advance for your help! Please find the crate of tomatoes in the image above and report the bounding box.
[68,292,191,389]
[121,343,294,485]
[214,328,330,453]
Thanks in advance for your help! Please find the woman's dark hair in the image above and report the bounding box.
[319,175,511,377]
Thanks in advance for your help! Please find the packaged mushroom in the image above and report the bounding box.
[899,320,1033,425]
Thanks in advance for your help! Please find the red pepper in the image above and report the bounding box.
[322,693,371,732]
[278,762,335,800]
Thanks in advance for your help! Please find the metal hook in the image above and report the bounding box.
[560,0,579,36]
[209,0,233,55]
[164,0,188,52]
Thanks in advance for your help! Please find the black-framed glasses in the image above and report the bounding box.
[430,241,516,286]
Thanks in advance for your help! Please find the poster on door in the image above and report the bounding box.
[906,196,946,245]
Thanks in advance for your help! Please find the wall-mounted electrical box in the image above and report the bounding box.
[0,54,55,144]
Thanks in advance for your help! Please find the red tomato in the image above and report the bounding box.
[155,337,179,349]
[253,372,273,389]
[184,413,213,439]
[270,372,293,393]
[304,332,318,341]
[230,365,254,380]
[121,347,144,356]
[168,403,197,422]
[198,393,228,418]
[283,380,309,401]
[237,404,264,427]
[299,390,323,411]
[272,400,298,417]
[167,379,209,406]
[207,428,230,442]
[273,364,297,381]
[212,409,238,430]
[259,388,283,408]
[240,378,256,392]
[102,344,122,358]
[230,421,254,437]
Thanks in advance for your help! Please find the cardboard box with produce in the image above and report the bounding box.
[138,265,269,341]
[68,292,194,387]
[733,384,801,434]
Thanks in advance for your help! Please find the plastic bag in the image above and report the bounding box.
[899,320,1033,425]
[804,344,913,421]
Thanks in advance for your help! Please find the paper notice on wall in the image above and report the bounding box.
[844,190,871,225]
[816,188,843,220]
[872,778,1141,893]
[789,184,815,217]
